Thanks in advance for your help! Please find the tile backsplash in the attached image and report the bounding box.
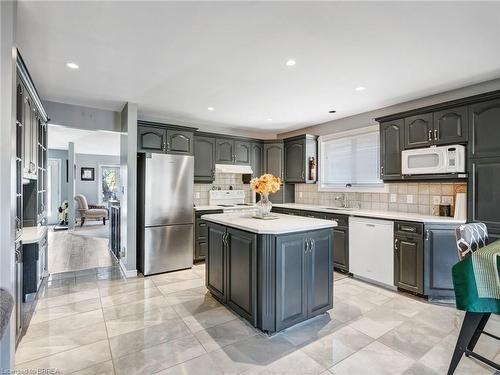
[294,182,467,216]
[193,172,253,206]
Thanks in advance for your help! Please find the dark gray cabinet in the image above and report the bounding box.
[250,142,263,178]
[276,229,333,331]
[404,113,433,149]
[284,135,318,183]
[234,140,251,164]
[264,141,285,203]
[216,138,251,165]
[194,209,222,262]
[469,99,500,159]
[227,227,257,323]
[206,223,227,302]
[138,125,167,153]
[138,123,194,155]
[423,224,458,299]
[394,221,423,295]
[194,136,216,183]
[380,120,404,180]
[468,157,500,235]
[166,129,193,155]
[433,106,468,146]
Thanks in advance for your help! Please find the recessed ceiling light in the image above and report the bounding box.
[267,118,273,121]
[355,86,366,91]
[285,60,296,67]
[207,107,214,111]
[66,62,79,70]
[329,110,336,114]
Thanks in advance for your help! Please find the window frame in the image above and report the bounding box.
[318,125,388,193]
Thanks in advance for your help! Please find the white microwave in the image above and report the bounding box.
[402,145,466,175]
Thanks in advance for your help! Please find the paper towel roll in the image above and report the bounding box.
[454,192,467,220]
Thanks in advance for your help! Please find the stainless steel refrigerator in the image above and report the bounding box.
[138,153,194,275]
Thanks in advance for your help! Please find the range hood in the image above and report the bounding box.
[215,164,253,174]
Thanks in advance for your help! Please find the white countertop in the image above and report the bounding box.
[21,226,48,244]
[201,212,337,234]
[273,203,466,224]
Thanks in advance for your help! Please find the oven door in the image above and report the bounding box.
[402,147,446,175]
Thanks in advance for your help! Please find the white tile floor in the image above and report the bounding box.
[15,263,499,375]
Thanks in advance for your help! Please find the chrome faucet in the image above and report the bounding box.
[335,193,348,208]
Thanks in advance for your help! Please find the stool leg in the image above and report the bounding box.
[447,312,485,375]
[467,313,490,353]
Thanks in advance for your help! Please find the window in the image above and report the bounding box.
[318,126,386,192]
[99,165,120,203]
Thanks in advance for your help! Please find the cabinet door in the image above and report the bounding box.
[167,130,193,155]
[31,111,38,175]
[284,140,305,182]
[264,143,283,179]
[227,228,257,323]
[468,157,500,235]
[234,141,251,164]
[433,106,468,145]
[275,232,308,331]
[404,113,433,149]
[138,125,166,153]
[216,138,234,164]
[423,227,457,298]
[194,136,215,183]
[469,99,500,158]
[333,227,349,272]
[206,224,227,302]
[23,94,33,174]
[308,229,333,317]
[380,120,404,180]
[394,236,423,294]
[250,143,263,178]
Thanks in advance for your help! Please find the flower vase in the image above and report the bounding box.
[257,193,272,217]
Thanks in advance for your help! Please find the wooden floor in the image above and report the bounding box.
[48,222,115,274]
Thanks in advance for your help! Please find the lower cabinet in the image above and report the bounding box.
[332,227,349,272]
[275,229,333,331]
[394,222,424,294]
[194,209,222,262]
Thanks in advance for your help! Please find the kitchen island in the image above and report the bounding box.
[201,212,337,333]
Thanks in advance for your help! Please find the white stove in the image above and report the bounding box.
[209,190,257,212]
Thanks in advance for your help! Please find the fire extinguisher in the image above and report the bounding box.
[309,157,316,181]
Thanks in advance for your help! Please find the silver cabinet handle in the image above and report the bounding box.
[394,238,399,250]
[301,170,305,180]
[434,129,438,141]
[428,130,432,141]
[310,239,315,253]
[305,239,309,253]
[380,166,384,176]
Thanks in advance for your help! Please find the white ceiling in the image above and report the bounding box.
[48,125,121,156]
[17,1,500,134]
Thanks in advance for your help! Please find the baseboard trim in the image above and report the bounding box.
[119,259,138,278]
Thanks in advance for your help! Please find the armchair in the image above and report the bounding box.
[74,194,108,226]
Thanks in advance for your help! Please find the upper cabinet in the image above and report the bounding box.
[19,80,38,179]
[215,138,251,165]
[380,120,404,180]
[166,129,193,154]
[404,113,433,149]
[264,142,284,180]
[250,142,263,178]
[138,122,194,155]
[468,99,500,159]
[433,106,468,146]
[138,125,166,153]
[194,136,216,183]
[284,135,317,183]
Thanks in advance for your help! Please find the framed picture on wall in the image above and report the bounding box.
[81,167,95,181]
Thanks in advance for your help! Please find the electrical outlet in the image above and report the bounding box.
[432,195,441,205]
[298,192,303,198]
[406,194,413,204]
[390,194,397,203]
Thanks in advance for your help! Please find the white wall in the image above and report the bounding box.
[119,103,138,276]
[0,0,16,369]
[74,153,120,204]
[278,77,500,138]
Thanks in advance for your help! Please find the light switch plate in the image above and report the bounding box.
[298,192,303,198]
[390,194,397,203]
[406,195,413,204]
[432,195,441,205]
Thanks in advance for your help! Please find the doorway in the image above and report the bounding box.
[47,158,61,225]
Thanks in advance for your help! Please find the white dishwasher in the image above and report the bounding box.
[349,217,394,288]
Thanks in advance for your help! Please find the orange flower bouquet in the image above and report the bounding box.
[250,174,282,216]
